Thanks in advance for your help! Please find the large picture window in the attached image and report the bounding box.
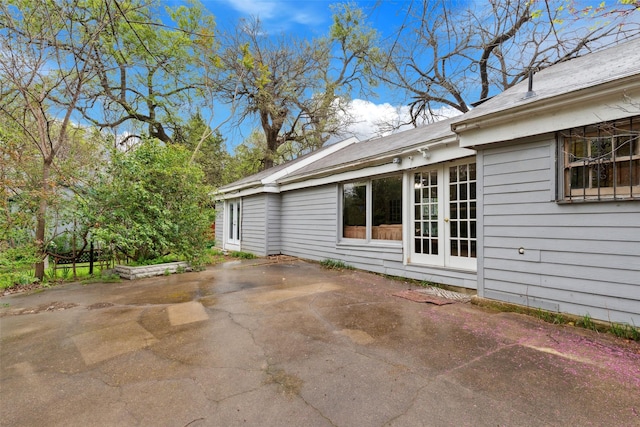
[562,116,640,201]
[342,176,402,241]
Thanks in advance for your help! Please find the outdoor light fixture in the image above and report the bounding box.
[417,147,430,159]
[392,156,402,164]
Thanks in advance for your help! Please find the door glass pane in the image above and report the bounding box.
[414,171,438,254]
[449,163,477,259]
[228,203,234,239]
[450,167,457,183]
[451,240,458,257]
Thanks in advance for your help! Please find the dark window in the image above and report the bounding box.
[342,176,403,241]
[562,116,640,201]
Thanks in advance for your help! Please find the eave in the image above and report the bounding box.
[452,75,640,148]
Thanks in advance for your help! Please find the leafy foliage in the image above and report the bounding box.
[221,130,269,184]
[0,243,40,289]
[177,112,229,186]
[78,0,217,144]
[82,139,214,264]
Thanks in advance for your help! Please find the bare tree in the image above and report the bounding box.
[379,0,640,125]
[214,4,380,170]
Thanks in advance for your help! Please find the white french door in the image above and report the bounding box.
[225,199,241,251]
[411,160,477,270]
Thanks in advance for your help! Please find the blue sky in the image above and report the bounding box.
[198,0,408,41]
[162,1,638,149]
[167,0,426,148]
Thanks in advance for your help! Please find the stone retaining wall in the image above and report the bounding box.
[115,262,191,280]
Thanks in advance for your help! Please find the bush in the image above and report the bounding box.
[229,251,256,259]
[82,139,215,265]
[0,244,40,289]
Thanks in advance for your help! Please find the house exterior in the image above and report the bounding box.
[216,38,640,325]
[452,38,640,325]
[216,118,479,290]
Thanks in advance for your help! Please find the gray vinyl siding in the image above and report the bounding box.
[480,136,640,325]
[240,195,267,256]
[280,186,337,261]
[279,185,476,290]
[265,194,281,255]
[215,204,224,249]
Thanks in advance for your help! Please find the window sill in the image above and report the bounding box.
[337,239,403,249]
[557,196,640,204]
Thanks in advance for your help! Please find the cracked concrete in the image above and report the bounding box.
[1,258,639,426]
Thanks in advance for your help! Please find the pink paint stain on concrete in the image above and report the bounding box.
[418,304,640,390]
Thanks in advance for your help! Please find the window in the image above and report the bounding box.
[562,116,640,201]
[343,182,366,238]
[342,176,402,241]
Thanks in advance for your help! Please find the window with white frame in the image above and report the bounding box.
[561,116,640,201]
[342,175,403,241]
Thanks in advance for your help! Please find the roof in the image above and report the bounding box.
[452,37,640,128]
[218,136,358,192]
[218,117,460,195]
[283,117,457,182]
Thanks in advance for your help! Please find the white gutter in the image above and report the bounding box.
[216,136,359,195]
[276,134,458,186]
[261,136,359,185]
[451,76,639,135]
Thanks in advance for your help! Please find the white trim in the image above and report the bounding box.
[279,145,475,193]
[475,151,485,297]
[402,172,411,266]
[224,199,241,252]
[454,79,640,148]
[261,137,359,185]
[408,158,478,272]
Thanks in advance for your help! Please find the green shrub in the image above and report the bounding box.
[609,322,640,341]
[229,251,256,259]
[83,139,214,265]
[320,259,353,270]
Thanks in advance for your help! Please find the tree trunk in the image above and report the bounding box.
[34,161,51,281]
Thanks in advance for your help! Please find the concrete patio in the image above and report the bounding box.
[1,258,639,426]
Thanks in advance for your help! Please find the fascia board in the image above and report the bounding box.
[217,136,360,196]
[277,135,460,186]
[260,136,359,185]
[214,184,280,200]
[217,181,262,195]
[280,145,475,193]
[278,139,474,192]
[453,77,640,148]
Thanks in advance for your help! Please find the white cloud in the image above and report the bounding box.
[223,0,278,19]
[222,0,325,30]
[341,99,462,141]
